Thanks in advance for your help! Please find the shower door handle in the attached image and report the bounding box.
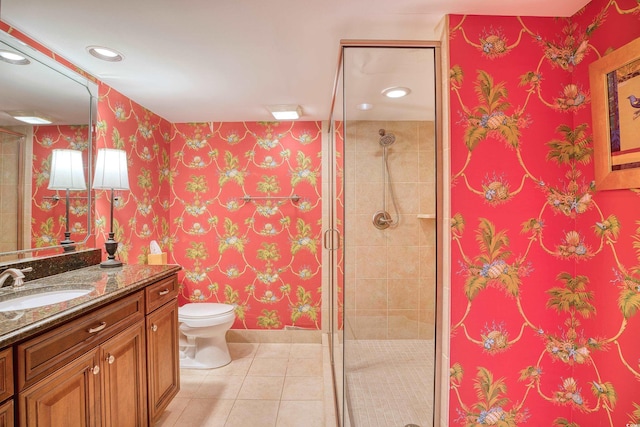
[323,229,341,251]
[323,230,331,250]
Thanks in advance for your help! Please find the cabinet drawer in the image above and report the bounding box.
[145,275,178,314]
[0,348,12,403]
[17,291,144,391]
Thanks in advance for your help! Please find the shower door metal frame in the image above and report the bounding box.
[326,39,445,427]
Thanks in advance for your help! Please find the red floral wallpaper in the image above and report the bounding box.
[449,1,640,425]
[3,17,324,331]
[96,91,324,330]
[94,83,172,266]
[167,121,323,329]
[31,125,91,250]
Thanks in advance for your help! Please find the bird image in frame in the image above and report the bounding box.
[627,94,640,119]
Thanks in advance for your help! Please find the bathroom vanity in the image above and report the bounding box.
[0,263,181,426]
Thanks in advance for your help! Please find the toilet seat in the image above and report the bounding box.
[179,303,235,327]
[180,303,235,318]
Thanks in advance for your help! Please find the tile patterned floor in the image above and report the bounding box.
[156,342,331,427]
[344,339,435,427]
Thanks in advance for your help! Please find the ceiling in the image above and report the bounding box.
[0,0,590,123]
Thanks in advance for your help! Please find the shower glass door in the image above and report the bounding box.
[329,42,439,427]
[0,128,26,258]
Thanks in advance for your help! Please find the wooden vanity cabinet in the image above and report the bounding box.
[17,292,144,391]
[20,349,99,426]
[0,348,14,427]
[19,322,148,427]
[0,400,13,427]
[100,320,148,426]
[145,275,180,424]
[12,272,179,427]
[18,292,147,427]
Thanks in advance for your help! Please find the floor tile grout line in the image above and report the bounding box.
[166,341,326,426]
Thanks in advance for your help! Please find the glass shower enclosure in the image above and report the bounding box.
[327,42,443,427]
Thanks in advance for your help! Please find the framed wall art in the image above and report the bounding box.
[590,37,640,190]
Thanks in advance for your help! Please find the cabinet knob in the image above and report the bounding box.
[92,365,100,375]
[151,324,158,332]
[158,289,170,296]
[107,355,115,364]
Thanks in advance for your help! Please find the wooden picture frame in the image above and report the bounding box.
[590,37,640,190]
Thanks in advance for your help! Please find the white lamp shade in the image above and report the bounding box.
[47,149,87,190]
[92,148,130,190]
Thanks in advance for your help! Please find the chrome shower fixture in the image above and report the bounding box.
[378,128,396,147]
[373,128,400,230]
[372,210,393,230]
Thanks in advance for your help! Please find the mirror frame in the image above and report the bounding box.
[0,28,96,261]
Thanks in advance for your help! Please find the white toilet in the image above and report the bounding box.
[178,303,236,369]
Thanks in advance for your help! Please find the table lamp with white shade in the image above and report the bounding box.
[92,148,130,268]
[47,149,87,252]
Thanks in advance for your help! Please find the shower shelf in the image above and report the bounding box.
[417,214,436,219]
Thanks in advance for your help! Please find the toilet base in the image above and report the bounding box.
[179,332,232,369]
[179,354,231,369]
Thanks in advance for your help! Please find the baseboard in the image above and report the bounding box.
[226,328,322,343]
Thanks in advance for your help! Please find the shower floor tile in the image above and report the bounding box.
[345,339,434,427]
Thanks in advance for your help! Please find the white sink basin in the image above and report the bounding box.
[0,288,93,312]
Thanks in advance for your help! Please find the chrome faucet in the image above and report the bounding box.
[0,267,33,288]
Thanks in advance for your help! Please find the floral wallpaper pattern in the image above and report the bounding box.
[167,122,323,329]
[449,1,640,425]
[31,125,90,250]
[8,19,325,331]
[94,83,172,268]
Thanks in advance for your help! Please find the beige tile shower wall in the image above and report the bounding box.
[0,134,19,253]
[344,120,436,340]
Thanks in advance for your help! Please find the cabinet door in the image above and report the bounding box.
[146,300,180,424]
[0,400,14,427]
[0,348,13,403]
[101,320,148,427]
[20,350,99,427]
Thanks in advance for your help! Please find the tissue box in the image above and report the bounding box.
[148,253,167,265]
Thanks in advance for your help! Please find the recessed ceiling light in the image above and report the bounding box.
[267,105,302,120]
[86,46,124,62]
[12,115,52,125]
[357,103,373,111]
[381,86,411,98]
[0,49,30,65]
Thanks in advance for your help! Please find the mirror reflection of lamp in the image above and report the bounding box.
[47,149,87,252]
[92,148,130,268]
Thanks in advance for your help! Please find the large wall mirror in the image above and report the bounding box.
[0,29,96,262]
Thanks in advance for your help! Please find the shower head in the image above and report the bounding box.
[378,129,396,147]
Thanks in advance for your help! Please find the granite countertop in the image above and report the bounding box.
[0,263,181,348]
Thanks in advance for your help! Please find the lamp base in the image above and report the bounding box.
[101,232,123,268]
[100,258,123,268]
[61,233,75,252]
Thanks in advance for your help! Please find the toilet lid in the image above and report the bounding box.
[180,303,235,319]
